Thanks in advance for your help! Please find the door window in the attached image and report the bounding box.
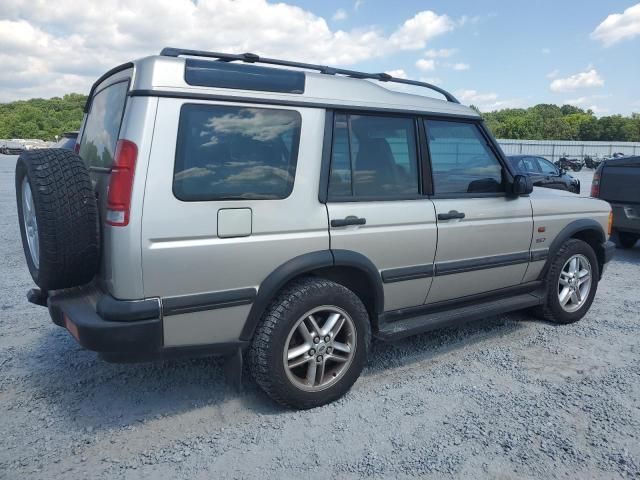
[536,157,559,175]
[519,156,541,173]
[424,120,504,195]
[328,113,419,199]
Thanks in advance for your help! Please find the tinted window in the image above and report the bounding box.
[425,120,504,194]
[174,104,301,201]
[537,157,558,175]
[512,156,540,174]
[79,81,128,168]
[328,113,419,198]
[185,59,305,94]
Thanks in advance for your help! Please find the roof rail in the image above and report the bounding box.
[160,47,460,104]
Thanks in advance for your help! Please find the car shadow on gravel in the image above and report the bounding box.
[610,244,640,265]
[17,310,537,430]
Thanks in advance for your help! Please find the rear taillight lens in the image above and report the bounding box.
[608,211,613,236]
[74,143,80,154]
[590,171,600,197]
[106,139,138,226]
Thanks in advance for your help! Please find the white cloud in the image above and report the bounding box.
[563,94,611,106]
[423,48,457,58]
[332,9,347,21]
[455,89,522,111]
[389,11,455,50]
[450,62,470,71]
[591,2,640,46]
[456,90,498,103]
[546,69,560,79]
[0,1,456,102]
[354,0,364,11]
[385,69,407,79]
[549,69,604,92]
[415,58,435,71]
[541,47,551,54]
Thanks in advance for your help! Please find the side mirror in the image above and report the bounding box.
[511,174,533,196]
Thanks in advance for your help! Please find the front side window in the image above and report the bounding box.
[328,113,419,198]
[173,104,301,201]
[425,120,504,195]
[79,81,129,168]
[518,156,540,174]
[537,157,558,175]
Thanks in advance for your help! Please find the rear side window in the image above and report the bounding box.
[79,81,129,169]
[328,113,419,199]
[173,104,301,201]
[425,119,504,195]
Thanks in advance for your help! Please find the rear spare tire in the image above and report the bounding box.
[15,149,100,290]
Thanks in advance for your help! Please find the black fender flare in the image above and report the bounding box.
[239,249,384,341]
[539,218,606,279]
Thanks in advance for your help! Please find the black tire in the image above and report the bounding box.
[15,149,100,290]
[533,239,599,324]
[249,277,371,409]
[615,231,638,249]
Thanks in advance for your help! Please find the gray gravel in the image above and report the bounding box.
[1,155,639,479]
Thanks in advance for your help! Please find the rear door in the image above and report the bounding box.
[142,99,328,346]
[424,118,533,303]
[326,112,437,311]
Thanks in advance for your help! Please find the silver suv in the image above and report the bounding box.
[16,48,615,408]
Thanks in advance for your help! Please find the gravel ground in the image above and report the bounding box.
[1,155,639,479]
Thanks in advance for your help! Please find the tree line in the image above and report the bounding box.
[0,94,86,141]
[1,94,639,142]
[475,103,640,142]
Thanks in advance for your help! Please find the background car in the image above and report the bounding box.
[508,155,580,193]
[53,131,78,150]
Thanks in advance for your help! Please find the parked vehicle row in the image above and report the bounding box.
[15,48,615,408]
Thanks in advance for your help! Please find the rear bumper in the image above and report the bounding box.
[611,203,640,234]
[32,285,245,362]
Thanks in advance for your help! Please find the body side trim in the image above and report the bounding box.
[162,288,257,316]
[435,251,530,276]
[381,264,434,283]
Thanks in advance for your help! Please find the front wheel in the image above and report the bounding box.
[249,278,370,409]
[533,239,599,324]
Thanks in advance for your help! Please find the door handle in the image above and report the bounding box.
[331,216,367,227]
[437,210,465,221]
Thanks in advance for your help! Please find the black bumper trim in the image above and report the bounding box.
[97,294,160,322]
[48,290,162,353]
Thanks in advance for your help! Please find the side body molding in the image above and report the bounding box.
[239,249,384,341]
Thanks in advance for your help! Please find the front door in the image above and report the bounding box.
[326,112,438,311]
[424,118,533,303]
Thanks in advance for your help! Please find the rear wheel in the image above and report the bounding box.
[615,231,639,249]
[534,239,598,324]
[249,278,370,409]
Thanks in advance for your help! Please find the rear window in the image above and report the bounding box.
[79,81,129,168]
[173,104,301,201]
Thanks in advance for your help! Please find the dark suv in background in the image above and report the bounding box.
[508,155,580,194]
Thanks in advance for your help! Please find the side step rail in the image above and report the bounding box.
[377,293,543,341]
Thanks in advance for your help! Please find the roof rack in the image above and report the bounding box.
[160,47,460,104]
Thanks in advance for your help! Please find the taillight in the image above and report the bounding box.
[74,143,80,154]
[590,171,600,197]
[106,139,138,227]
[607,211,613,236]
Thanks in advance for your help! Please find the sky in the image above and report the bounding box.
[0,0,639,114]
